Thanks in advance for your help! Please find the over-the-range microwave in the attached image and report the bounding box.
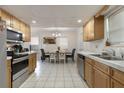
[7,29,23,41]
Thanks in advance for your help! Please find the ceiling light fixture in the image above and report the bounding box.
[52,32,61,37]
[77,19,82,23]
[32,20,36,24]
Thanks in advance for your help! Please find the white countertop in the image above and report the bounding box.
[27,51,37,54]
[78,51,124,72]
[16,51,37,55]
[7,56,12,60]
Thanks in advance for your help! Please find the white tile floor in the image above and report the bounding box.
[20,60,88,88]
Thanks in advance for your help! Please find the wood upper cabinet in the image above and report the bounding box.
[83,16,104,41]
[93,67,110,88]
[6,60,12,88]
[25,24,31,42]
[20,22,31,42]
[12,16,21,30]
[0,9,12,27]
[20,22,26,41]
[0,8,31,42]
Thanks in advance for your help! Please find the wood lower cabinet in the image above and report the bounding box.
[85,62,93,87]
[28,53,37,74]
[94,61,110,75]
[6,60,12,88]
[111,68,124,84]
[93,67,110,88]
[84,57,124,88]
[111,79,124,88]
[110,68,124,88]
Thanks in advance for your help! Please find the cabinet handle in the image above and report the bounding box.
[111,69,114,76]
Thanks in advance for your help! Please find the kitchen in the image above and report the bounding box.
[0,5,124,88]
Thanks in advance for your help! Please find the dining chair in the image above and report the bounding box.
[59,52,66,63]
[50,53,56,63]
[55,51,59,63]
[40,49,50,62]
[66,48,76,62]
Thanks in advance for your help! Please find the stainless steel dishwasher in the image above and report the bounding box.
[77,54,85,79]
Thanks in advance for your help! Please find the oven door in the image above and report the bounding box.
[12,58,28,80]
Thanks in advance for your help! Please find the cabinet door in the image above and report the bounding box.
[28,53,37,74]
[111,79,124,88]
[89,18,94,40]
[1,10,11,27]
[85,62,93,87]
[20,22,31,42]
[12,16,20,30]
[32,53,37,70]
[111,68,124,84]
[25,25,31,42]
[83,19,94,41]
[6,60,12,88]
[28,55,33,74]
[93,67,110,88]
[83,25,87,41]
[94,60,110,75]
[20,22,26,41]
[83,16,104,41]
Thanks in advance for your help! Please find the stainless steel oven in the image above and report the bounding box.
[12,54,29,88]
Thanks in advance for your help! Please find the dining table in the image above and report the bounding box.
[45,51,72,63]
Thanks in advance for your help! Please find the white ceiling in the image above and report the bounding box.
[0,5,103,28]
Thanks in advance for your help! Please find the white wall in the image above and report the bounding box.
[31,27,80,60]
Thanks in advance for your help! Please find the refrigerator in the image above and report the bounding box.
[0,20,7,87]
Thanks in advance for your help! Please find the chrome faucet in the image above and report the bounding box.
[104,48,115,57]
[109,49,116,56]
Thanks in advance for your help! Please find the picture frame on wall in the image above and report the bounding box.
[43,37,56,44]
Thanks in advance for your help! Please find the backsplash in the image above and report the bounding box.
[83,39,105,53]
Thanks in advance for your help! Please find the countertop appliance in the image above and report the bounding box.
[77,54,85,79]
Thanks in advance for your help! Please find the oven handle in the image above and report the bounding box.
[13,56,29,64]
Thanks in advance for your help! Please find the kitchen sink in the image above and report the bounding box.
[90,54,123,61]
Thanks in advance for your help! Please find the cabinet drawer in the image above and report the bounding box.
[111,68,124,84]
[85,58,94,65]
[111,78,124,88]
[94,61,110,75]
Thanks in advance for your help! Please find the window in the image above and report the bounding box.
[107,7,124,44]
[31,37,39,45]
[56,37,68,50]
